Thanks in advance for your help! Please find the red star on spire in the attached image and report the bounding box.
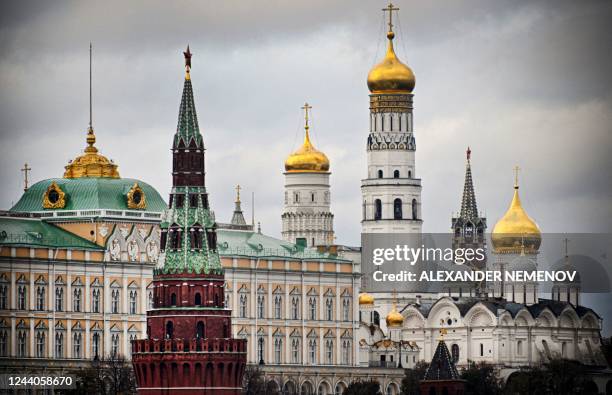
[183,45,192,70]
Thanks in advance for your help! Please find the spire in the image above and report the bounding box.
[63,44,120,179]
[422,338,461,381]
[231,184,247,226]
[175,45,202,148]
[459,147,478,220]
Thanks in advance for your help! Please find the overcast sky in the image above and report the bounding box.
[1,1,612,328]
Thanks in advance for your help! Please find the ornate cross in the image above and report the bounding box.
[513,165,520,188]
[235,184,241,203]
[382,2,399,33]
[301,102,312,129]
[21,163,31,191]
[466,146,471,161]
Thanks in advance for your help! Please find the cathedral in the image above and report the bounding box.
[0,2,609,395]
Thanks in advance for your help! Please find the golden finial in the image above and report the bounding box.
[382,2,399,39]
[183,45,192,80]
[439,328,448,338]
[513,165,520,189]
[21,163,31,192]
[235,184,241,203]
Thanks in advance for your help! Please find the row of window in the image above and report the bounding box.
[286,191,331,205]
[0,329,128,359]
[0,285,143,315]
[168,193,208,209]
[376,169,412,179]
[237,295,351,321]
[372,112,409,132]
[255,336,351,365]
[365,198,418,221]
[160,225,217,251]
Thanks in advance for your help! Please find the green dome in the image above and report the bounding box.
[10,177,166,213]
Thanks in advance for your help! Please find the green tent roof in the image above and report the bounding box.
[0,217,103,250]
[10,177,166,213]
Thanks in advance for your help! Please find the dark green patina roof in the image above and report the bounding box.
[0,217,103,250]
[217,229,348,262]
[10,177,166,213]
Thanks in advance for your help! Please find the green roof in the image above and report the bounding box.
[0,217,103,250]
[217,229,347,262]
[10,177,166,213]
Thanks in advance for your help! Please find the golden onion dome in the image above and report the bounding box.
[386,306,404,327]
[285,103,330,173]
[64,127,120,179]
[492,173,541,253]
[358,293,375,306]
[367,31,415,94]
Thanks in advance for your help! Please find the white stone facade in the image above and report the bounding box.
[282,172,334,247]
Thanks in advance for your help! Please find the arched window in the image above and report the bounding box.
[342,299,350,321]
[479,343,484,357]
[274,296,282,319]
[258,337,265,364]
[36,286,45,310]
[239,295,247,318]
[275,338,282,363]
[73,288,82,312]
[311,192,315,202]
[55,287,64,311]
[190,225,203,249]
[517,340,523,356]
[309,339,317,364]
[373,311,380,326]
[393,170,400,178]
[451,344,459,363]
[196,321,205,338]
[92,289,100,313]
[326,298,333,321]
[111,289,120,313]
[257,295,265,319]
[111,333,119,356]
[291,338,300,363]
[170,293,177,306]
[129,290,137,314]
[374,199,382,220]
[342,340,351,364]
[309,298,317,320]
[223,322,229,338]
[291,297,300,319]
[411,199,418,220]
[18,286,27,310]
[55,332,63,358]
[92,333,100,359]
[377,170,383,179]
[394,199,402,220]
[73,332,81,358]
[408,170,412,178]
[195,292,202,306]
[166,321,174,339]
[170,226,181,250]
[325,339,333,364]
[294,192,299,203]
[363,200,366,220]
[36,331,46,357]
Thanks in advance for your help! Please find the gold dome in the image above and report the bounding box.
[492,172,541,253]
[367,31,415,94]
[284,103,330,173]
[359,293,374,305]
[64,127,120,179]
[386,306,404,327]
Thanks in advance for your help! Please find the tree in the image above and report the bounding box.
[503,359,596,395]
[243,366,279,395]
[67,354,136,395]
[343,380,382,395]
[460,361,502,395]
[400,361,429,395]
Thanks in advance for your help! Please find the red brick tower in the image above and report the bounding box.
[131,46,247,395]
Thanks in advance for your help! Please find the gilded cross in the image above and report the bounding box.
[513,165,520,188]
[301,102,312,129]
[235,184,241,203]
[21,163,31,192]
[382,3,399,33]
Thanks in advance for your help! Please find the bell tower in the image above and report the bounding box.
[361,3,422,234]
